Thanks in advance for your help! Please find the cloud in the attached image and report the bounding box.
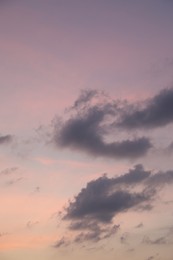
[71,89,99,110]
[5,177,23,186]
[63,178,151,224]
[57,164,173,246]
[52,90,152,159]
[0,167,24,187]
[143,235,168,245]
[0,134,13,145]
[65,190,148,223]
[111,164,151,185]
[146,170,173,188]
[73,223,118,243]
[26,221,39,229]
[146,256,155,260]
[117,88,173,129]
[0,167,18,175]
[53,237,70,248]
[120,232,129,244]
[135,222,144,229]
[0,232,8,237]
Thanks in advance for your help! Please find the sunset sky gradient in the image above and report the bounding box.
[1,1,173,260]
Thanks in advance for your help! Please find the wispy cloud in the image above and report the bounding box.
[53,237,70,248]
[0,167,18,176]
[143,235,168,245]
[26,220,39,229]
[145,256,155,260]
[135,222,144,229]
[5,177,23,186]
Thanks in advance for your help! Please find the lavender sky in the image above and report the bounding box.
[1,1,173,260]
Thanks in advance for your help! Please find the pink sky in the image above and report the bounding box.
[1,1,173,260]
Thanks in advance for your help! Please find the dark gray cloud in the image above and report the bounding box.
[57,164,173,246]
[113,164,151,185]
[118,88,173,129]
[73,224,119,243]
[146,170,173,188]
[63,165,154,224]
[0,134,13,144]
[52,90,152,159]
[65,190,149,223]
[63,164,153,222]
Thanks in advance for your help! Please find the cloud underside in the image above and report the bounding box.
[55,164,173,247]
[56,118,151,159]
[118,88,173,129]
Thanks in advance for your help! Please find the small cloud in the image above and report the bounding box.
[26,221,39,229]
[145,253,159,260]
[5,177,23,186]
[71,89,98,110]
[29,186,41,196]
[53,237,70,248]
[143,235,167,245]
[34,186,40,193]
[127,248,135,252]
[0,134,13,145]
[0,232,8,237]
[72,222,119,243]
[0,167,18,176]
[135,222,144,229]
[120,232,129,244]
[146,256,155,260]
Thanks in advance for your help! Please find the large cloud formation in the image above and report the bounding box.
[52,88,173,159]
[52,90,152,159]
[52,88,173,248]
[55,165,173,247]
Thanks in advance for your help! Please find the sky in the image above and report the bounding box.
[1,1,173,260]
